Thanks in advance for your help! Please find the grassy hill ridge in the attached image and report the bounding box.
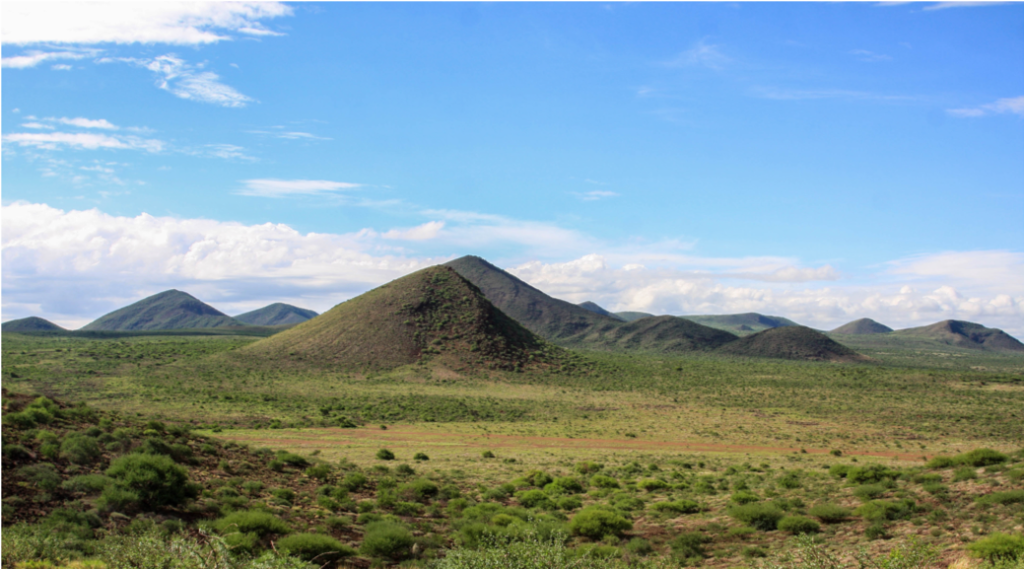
[1,317,65,332]
[895,319,1024,352]
[716,326,866,362]
[831,318,893,335]
[681,313,799,336]
[82,290,240,331]
[234,303,318,326]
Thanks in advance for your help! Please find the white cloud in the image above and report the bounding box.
[114,55,254,108]
[55,117,119,130]
[575,190,619,201]
[2,132,164,153]
[201,144,255,161]
[21,122,54,130]
[922,2,1013,10]
[2,2,291,45]
[665,40,730,70]
[422,209,593,254]
[0,49,97,69]
[51,64,73,71]
[947,96,1024,118]
[247,130,333,141]
[237,179,362,198]
[382,221,446,241]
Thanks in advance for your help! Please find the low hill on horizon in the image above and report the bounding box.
[445,256,733,354]
[681,313,799,336]
[239,265,563,372]
[234,303,318,326]
[1,316,65,332]
[577,301,625,321]
[716,326,866,362]
[81,290,240,331]
[831,318,893,335]
[895,320,1024,352]
[614,311,655,322]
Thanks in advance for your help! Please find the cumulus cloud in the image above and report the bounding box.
[237,179,362,198]
[55,117,118,130]
[947,96,1024,118]
[2,2,291,46]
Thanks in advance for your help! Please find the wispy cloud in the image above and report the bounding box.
[247,129,333,141]
[381,221,446,241]
[752,86,914,102]
[137,55,253,108]
[51,64,73,71]
[849,49,892,62]
[947,96,1024,118]
[2,132,164,153]
[200,144,255,161]
[55,117,118,130]
[1,49,98,69]
[922,2,1013,10]
[664,39,730,70]
[237,179,362,198]
[574,190,620,201]
[2,2,291,45]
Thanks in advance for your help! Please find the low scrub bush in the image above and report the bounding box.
[808,503,851,523]
[214,510,291,536]
[105,453,197,508]
[728,503,784,531]
[342,472,368,491]
[650,500,702,515]
[590,475,620,489]
[360,521,414,560]
[60,434,101,465]
[545,477,584,495]
[671,531,710,560]
[376,448,395,461]
[18,464,62,491]
[277,533,356,561]
[968,533,1024,563]
[854,499,914,522]
[62,474,113,494]
[954,466,978,482]
[778,515,820,534]
[976,490,1024,506]
[400,478,439,502]
[569,505,632,540]
[517,489,555,509]
[731,491,760,504]
[277,452,310,467]
[853,484,887,501]
[305,463,332,480]
[957,448,1009,467]
[846,465,900,484]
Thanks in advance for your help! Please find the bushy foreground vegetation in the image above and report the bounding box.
[4,389,1024,568]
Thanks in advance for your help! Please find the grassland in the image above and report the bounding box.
[2,331,1023,567]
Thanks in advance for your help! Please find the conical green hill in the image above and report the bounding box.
[240,266,561,371]
[81,290,240,331]
[681,313,799,336]
[895,320,1024,352]
[2,316,65,332]
[234,303,318,326]
[831,318,893,335]
[716,326,866,362]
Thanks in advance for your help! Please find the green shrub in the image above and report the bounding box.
[400,478,438,502]
[967,533,1024,562]
[569,505,632,540]
[556,495,583,511]
[609,493,645,512]
[18,463,62,491]
[650,500,702,515]
[923,482,948,495]
[671,531,710,559]
[215,510,291,536]
[854,499,914,522]
[395,463,415,476]
[977,490,1024,506]
[731,490,760,504]
[743,545,769,558]
[853,484,887,501]
[223,531,259,555]
[342,471,368,491]
[62,474,113,494]
[271,487,296,503]
[590,474,620,489]
[777,471,802,489]
[524,470,554,488]
[2,444,32,460]
[277,533,356,561]
[517,489,555,509]
[954,466,978,482]
[105,453,197,508]
[957,448,1009,467]
[277,452,310,467]
[481,450,496,458]
[97,485,140,512]
[305,463,333,480]
[413,452,429,461]
[636,478,668,492]
[360,521,414,560]
[865,522,889,540]
[808,503,851,523]
[626,537,653,556]
[778,515,820,534]
[376,448,396,461]
[3,411,41,429]
[545,476,584,495]
[926,456,957,469]
[135,437,172,456]
[728,503,784,531]
[60,434,101,465]
[829,464,852,478]
[846,465,900,484]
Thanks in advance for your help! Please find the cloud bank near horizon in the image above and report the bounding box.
[2,202,1021,337]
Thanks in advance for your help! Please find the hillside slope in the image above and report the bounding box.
[895,320,1024,352]
[831,318,893,335]
[234,303,318,326]
[445,256,733,354]
[614,311,655,322]
[682,313,799,336]
[716,326,866,362]
[81,290,240,331]
[1,317,65,332]
[240,266,561,371]
[578,301,624,321]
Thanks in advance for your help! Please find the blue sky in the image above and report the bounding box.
[3,1,1023,337]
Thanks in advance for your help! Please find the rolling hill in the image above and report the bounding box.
[234,303,318,326]
[445,256,733,354]
[716,326,866,362]
[831,318,893,335]
[894,320,1024,352]
[681,313,799,336]
[577,301,624,321]
[81,290,240,331]
[1,317,65,332]
[239,265,562,371]
[614,311,655,322]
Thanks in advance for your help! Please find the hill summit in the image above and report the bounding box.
[577,301,624,321]
[681,313,798,336]
[831,318,893,335]
[895,320,1024,352]
[81,290,239,331]
[716,326,866,362]
[234,303,318,326]
[241,266,561,371]
[1,316,65,332]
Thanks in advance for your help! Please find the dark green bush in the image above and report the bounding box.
[97,485,140,512]
[568,505,632,540]
[271,487,296,503]
[808,503,850,523]
[636,478,668,492]
[2,443,32,460]
[854,499,914,522]
[557,495,583,511]
[277,533,356,561]
[589,474,620,489]
[413,452,429,461]
[105,453,197,508]
[342,472,368,491]
[956,448,1009,467]
[544,476,584,495]
[524,470,554,488]
[360,521,414,560]
[18,463,62,491]
[926,456,957,469]
[650,500,702,515]
[829,464,852,478]
[777,471,802,489]
[60,434,101,465]
[305,463,333,480]
[976,490,1024,506]
[853,484,887,501]
[728,503,785,531]
[62,474,113,494]
[731,491,760,504]
[393,501,423,516]
[778,515,820,534]
[671,531,710,559]
[400,478,438,502]
[953,466,978,482]
[743,545,770,558]
[609,493,645,512]
[214,510,291,536]
[846,465,900,484]
[626,537,653,556]
[376,448,395,461]
[275,452,309,467]
[395,463,415,476]
[517,489,555,509]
